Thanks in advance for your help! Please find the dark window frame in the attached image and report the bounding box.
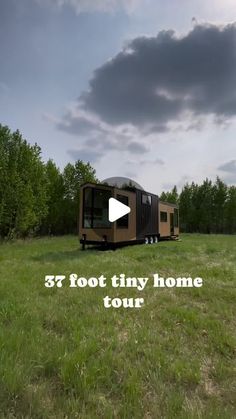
[142,193,152,205]
[83,187,93,228]
[160,211,168,222]
[83,187,111,229]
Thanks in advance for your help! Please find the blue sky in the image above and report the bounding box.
[1,0,236,192]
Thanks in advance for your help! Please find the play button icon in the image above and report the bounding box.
[109,198,131,223]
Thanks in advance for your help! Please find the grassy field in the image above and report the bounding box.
[0,234,235,418]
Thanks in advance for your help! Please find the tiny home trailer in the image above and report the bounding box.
[79,182,179,249]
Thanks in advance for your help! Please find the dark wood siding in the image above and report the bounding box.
[136,189,158,239]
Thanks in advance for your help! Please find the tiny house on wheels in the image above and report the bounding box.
[79,182,179,249]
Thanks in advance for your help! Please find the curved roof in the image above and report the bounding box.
[102,176,144,190]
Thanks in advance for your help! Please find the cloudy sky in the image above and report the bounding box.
[1,0,236,193]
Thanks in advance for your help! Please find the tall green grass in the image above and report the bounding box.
[0,234,235,418]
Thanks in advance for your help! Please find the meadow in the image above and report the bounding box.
[0,234,235,418]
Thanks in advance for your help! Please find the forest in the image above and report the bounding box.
[0,124,235,238]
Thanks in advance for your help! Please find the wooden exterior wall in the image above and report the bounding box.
[158,201,179,237]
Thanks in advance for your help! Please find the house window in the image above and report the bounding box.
[116,194,129,228]
[83,187,111,228]
[142,194,152,205]
[93,189,111,228]
[83,187,93,228]
[160,211,167,222]
[174,208,179,227]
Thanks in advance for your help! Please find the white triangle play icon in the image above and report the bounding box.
[109,198,131,222]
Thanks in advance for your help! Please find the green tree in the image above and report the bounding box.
[225,186,236,234]
[160,186,178,204]
[0,125,47,238]
[212,177,228,233]
[167,177,235,234]
[179,183,194,232]
[42,160,65,235]
[63,160,97,233]
[194,179,214,233]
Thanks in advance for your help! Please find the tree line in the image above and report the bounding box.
[0,124,235,238]
[160,179,236,234]
[0,125,97,238]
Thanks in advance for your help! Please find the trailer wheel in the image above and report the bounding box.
[154,236,158,243]
[145,237,149,244]
[149,236,154,244]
